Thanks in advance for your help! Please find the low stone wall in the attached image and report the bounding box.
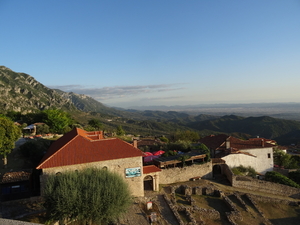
[221,164,234,185]
[249,194,300,206]
[273,167,298,177]
[0,219,42,225]
[232,176,300,199]
[159,162,212,184]
[245,194,272,225]
[221,164,300,199]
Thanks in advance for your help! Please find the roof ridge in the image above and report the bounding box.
[36,129,80,169]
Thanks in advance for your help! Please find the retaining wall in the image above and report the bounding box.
[221,164,300,199]
[159,162,212,184]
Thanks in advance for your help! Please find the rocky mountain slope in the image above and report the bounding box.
[0,66,75,113]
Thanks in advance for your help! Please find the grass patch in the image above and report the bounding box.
[258,202,300,225]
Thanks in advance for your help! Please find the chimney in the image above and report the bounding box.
[133,139,138,148]
[261,139,264,147]
[98,131,104,139]
[226,138,230,149]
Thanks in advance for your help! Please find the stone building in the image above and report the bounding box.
[199,134,274,174]
[36,128,161,197]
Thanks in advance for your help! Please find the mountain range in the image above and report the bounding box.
[1,65,300,145]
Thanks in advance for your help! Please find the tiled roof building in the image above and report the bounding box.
[199,134,275,174]
[37,128,160,196]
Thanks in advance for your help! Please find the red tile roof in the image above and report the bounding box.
[199,134,229,150]
[37,128,144,169]
[1,171,31,183]
[143,165,161,174]
[199,134,274,151]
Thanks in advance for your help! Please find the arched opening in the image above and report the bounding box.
[144,175,153,191]
[213,165,222,178]
[102,166,108,170]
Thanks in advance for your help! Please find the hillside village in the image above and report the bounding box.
[1,122,300,224]
[1,67,300,224]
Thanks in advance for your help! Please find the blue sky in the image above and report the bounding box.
[1,1,300,108]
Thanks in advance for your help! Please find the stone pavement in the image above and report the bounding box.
[117,202,149,225]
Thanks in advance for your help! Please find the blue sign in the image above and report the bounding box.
[125,167,141,178]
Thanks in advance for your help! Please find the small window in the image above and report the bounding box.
[268,153,271,158]
[102,166,108,170]
[56,172,62,176]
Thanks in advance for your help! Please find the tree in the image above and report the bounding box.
[173,130,200,142]
[265,171,300,188]
[0,117,22,167]
[177,154,191,167]
[192,143,211,162]
[274,148,299,169]
[5,110,22,121]
[36,124,50,135]
[116,125,125,136]
[159,136,169,143]
[19,139,53,167]
[42,109,73,134]
[43,168,132,225]
[165,140,192,152]
[88,119,103,130]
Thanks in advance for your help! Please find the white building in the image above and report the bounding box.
[199,134,275,174]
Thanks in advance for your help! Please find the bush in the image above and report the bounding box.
[231,165,257,178]
[288,170,300,185]
[44,168,132,224]
[19,139,53,167]
[265,171,300,188]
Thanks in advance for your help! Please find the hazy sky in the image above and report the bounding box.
[1,1,300,108]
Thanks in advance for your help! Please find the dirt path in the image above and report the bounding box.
[155,195,180,225]
[118,202,149,225]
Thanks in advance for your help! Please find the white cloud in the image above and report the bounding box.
[48,84,186,101]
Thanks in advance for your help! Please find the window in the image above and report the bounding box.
[268,153,271,158]
[102,166,108,170]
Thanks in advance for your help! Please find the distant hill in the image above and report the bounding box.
[1,66,300,144]
[187,115,300,144]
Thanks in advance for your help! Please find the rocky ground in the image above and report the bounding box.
[1,178,300,225]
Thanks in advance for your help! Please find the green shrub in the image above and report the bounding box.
[288,170,300,185]
[231,165,257,178]
[265,171,300,188]
[231,167,243,175]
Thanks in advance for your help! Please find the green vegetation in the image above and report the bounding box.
[41,109,73,134]
[19,139,53,167]
[43,168,132,225]
[265,171,300,188]
[177,154,191,167]
[172,130,200,142]
[0,116,22,167]
[273,148,299,169]
[159,136,169,143]
[36,123,50,135]
[87,118,104,131]
[288,170,300,185]
[116,125,125,136]
[231,165,257,178]
[192,143,211,162]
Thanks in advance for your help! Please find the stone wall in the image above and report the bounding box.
[221,164,300,199]
[159,162,212,184]
[231,175,300,199]
[41,156,145,197]
[221,164,234,185]
[0,219,42,225]
[273,167,298,177]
